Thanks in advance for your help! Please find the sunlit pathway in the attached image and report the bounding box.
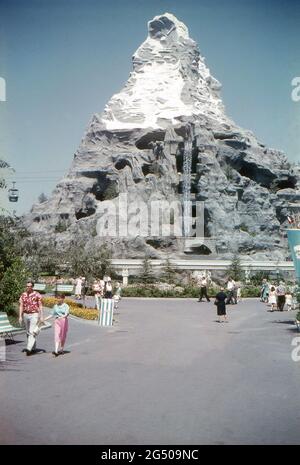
[1,298,300,445]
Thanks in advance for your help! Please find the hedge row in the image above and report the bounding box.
[121,286,261,298]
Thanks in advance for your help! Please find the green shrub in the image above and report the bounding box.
[241,285,261,298]
[121,285,220,298]
[0,258,27,312]
[250,271,270,285]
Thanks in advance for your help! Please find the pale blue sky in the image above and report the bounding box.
[0,0,299,214]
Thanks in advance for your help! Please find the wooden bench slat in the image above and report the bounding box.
[33,284,46,291]
[0,327,20,332]
[0,313,21,335]
[56,285,74,288]
[56,285,74,292]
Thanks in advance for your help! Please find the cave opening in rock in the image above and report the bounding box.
[185,245,212,255]
[273,178,297,191]
[142,164,152,176]
[90,174,119,201]
[75,208,96,221]
[233,161,275,188]
[191,182,198,194]
[115,159,132,170]
[135,130,166,150]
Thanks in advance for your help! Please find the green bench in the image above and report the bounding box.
[55,284,74,295]
[0,313,22,341]
[33,283,47,293]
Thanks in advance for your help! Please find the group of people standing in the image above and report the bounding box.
[74,276,122,306]
[260,279,296,312]
[197,275,241,323]
[92,277,122,309]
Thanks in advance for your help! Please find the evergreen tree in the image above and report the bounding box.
[162,256,177,283]
[140,255,154,284]
[227,253,243,281]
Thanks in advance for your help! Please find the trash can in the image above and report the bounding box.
[97,298,114,327]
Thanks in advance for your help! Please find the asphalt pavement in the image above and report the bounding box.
[1,298,300,445]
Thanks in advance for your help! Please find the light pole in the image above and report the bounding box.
[276,268,280,285]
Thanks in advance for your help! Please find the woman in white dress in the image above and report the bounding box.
[75,277,83,300]
[268,286,277,311]
[113,282,122,309]
[285,291,293,311]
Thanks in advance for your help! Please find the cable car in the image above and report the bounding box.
[8,182,19,202]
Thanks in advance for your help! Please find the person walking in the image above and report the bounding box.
[236,281,242,302]
[81,276,88,307]
[260,279,270,303]
[268,286,277,311]
[93,279,102,309]
[19,281,43,356]
[226,277,236,304]
[44,294,69,357]
[276,281,286,312]
[198,276,210,302]
[285,290,293,311]
[75,277,83,300]
[215,287,228,323]
[113,282,122,309]
[99,279,105,297]
[232,281,238,305]
[104,277,113,299]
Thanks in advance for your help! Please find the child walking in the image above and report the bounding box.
[113,282,122,309]
[268,286,277,312]
[45,294,70,357]
[285,291,293,311]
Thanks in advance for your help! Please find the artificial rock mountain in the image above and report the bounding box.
[24,13,300,260]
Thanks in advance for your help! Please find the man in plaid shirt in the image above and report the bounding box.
[19,281,43,355]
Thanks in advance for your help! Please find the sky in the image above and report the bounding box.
[0,0,299,214]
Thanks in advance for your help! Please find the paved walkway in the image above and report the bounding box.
[1,298,300,445]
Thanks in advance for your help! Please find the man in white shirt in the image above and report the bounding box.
[198,276,210,302]
[226,277,237,304]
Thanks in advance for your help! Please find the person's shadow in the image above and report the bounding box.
[21,348,47,355]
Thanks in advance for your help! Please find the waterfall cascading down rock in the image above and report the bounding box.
[182,123,193,237]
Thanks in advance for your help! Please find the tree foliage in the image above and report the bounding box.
[64,242,112,283]
[0,216,28,311]
[162,256,177,284]
[227,253,243,282]
[140,255,154,284]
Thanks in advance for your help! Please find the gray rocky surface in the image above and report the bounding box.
[23,13,300,261]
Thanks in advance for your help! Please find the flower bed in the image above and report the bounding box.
[42,297,98,320]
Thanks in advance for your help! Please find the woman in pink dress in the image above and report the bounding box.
[44,294,70,357]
